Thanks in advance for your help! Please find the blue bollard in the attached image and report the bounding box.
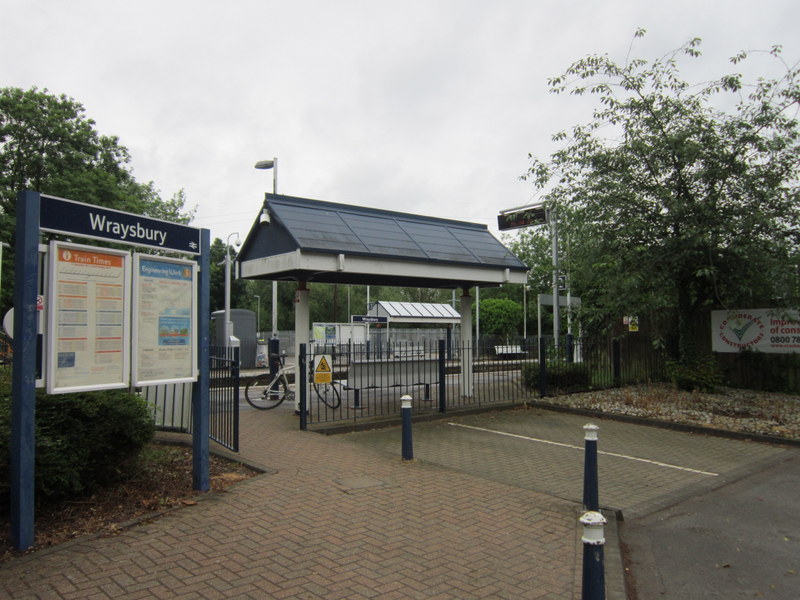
[401,395,413,461]
[583,423,599,511]
[580,511,607,600]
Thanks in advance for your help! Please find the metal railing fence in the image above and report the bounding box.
[300,337,667,428]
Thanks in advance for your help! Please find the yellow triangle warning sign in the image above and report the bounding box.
[316,356,332,373]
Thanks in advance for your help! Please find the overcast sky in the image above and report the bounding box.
[5,0,799,244]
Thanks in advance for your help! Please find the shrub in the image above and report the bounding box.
[666,356,722,393]
[521,361,592,393]
[0,372,155,507]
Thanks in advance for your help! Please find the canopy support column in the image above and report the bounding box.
[294,281,310,412]
[460,289,474,397]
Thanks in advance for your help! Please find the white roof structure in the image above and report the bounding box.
[368,301,461,324]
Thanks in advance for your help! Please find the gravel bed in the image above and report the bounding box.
[534,384,800,442]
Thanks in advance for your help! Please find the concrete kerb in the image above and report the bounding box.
[154,430,279,476]
[524,400,800,449]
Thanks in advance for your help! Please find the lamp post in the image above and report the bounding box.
[523,284,530,340]
[255,157,278,338]
[254,294,260,338]
[224,232,241,347]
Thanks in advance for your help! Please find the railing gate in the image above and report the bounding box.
[209,345,240,452]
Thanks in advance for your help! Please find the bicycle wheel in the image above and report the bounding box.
[245,375,287,409]
[313,382,341,409]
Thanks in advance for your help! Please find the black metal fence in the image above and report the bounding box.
[209,345,240,452]
[141,345,240,452]
[300,336,667,428]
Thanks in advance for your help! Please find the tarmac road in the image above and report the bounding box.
[343,407,800,599]
[620,450,800,599]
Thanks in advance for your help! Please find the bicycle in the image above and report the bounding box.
[244,354,295,410]
[312,379,341,409]
[244,354,342,410]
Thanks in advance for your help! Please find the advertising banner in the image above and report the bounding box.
[47,241,131,393]
[132,255,197,385]
[712,309,800,354]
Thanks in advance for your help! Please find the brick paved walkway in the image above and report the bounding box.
[0,406,582,599]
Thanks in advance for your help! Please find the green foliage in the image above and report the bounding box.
[524,33,800,360]
[0,370,155,507]
[521,360,592,393]
[209,238,251,317]
[666,356,722,392]
[477,298,523,337]
[0,87,195,315]
[504,228,552,295]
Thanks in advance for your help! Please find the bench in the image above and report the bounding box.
[345,357,439,406]
[494,345,527,359]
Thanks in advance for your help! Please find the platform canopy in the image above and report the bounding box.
[237,194,528,289]
[368,301,461,324]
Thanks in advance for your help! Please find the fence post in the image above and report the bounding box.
[231,347,240,453]
[401,395,413,460]
[299,343,308,430]
[612,339,621,388]
[566,333,574,363]
[438,339,446,413]
[583,424,599,511]
[580,511,607,600]
[538,337,548,397]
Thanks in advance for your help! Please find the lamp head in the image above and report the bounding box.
[255,159,275,170]
[259,207,271,225]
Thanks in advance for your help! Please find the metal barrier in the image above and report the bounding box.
[141,345,240,452]
[301,337,667,428]
[209,345,240,452]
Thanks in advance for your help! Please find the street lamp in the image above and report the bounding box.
[224,232,241,347]
[255,157,279,338]
[253,294,260,338]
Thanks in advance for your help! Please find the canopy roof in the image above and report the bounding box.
[368,301,461,324]
[237,194,528,289]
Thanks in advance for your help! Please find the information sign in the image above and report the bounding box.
[497,206,547,231]
[352,315,388,324]
[47,241,131,394]
[132,255,197,385]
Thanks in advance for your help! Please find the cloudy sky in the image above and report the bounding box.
[4,0,799,244]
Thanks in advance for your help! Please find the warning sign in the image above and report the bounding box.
[313,354,333,384]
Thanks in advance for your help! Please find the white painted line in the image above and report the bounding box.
[448,422,719,477]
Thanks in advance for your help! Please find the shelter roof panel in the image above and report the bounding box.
[237,194,528,288]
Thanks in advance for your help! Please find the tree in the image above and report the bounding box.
[0,87,195,314]
[209,238,249,316]
[524,31,800,362]
[477,298,522,338]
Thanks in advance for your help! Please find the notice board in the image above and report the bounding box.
[132,254,198,385]
[46,241,131,393]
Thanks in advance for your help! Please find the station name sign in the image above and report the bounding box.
[352,315,389,324]
[40,195,201,254]
[497,206,547,231]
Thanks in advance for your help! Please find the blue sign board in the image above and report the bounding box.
[40,194,201,254]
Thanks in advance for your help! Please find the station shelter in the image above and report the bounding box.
[236,194,528,399]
